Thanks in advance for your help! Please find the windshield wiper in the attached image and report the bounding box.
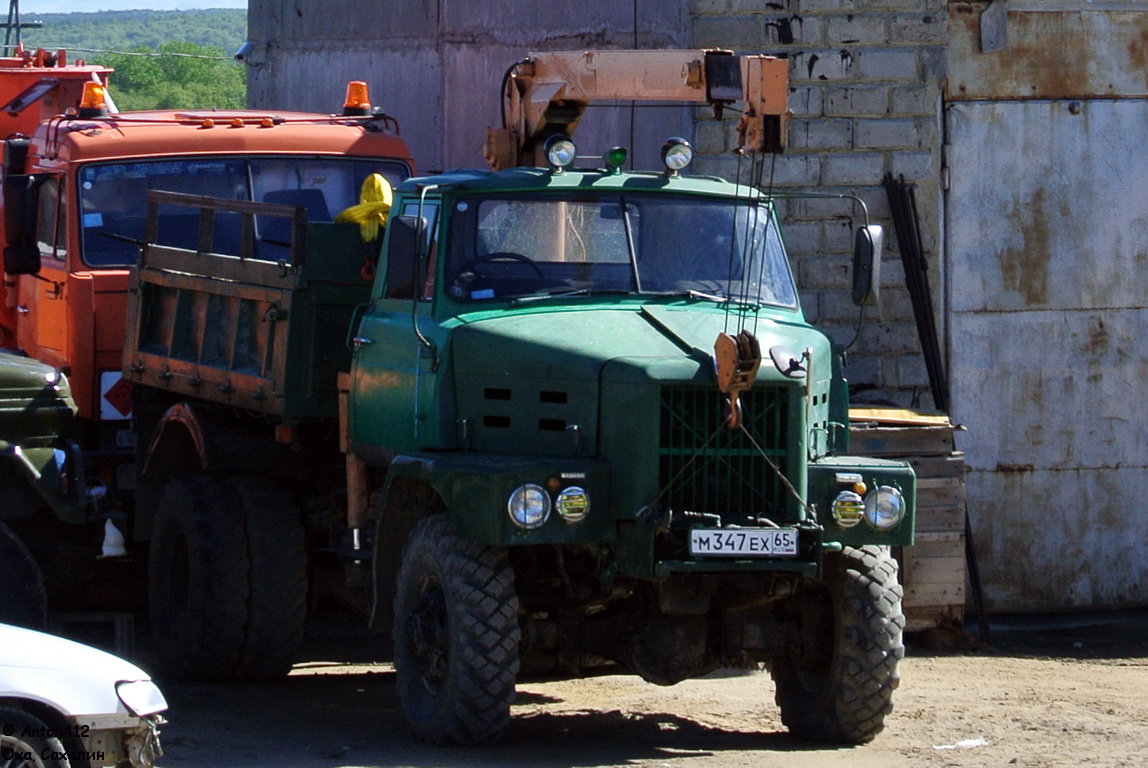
[666,289,762,309]
[96,231,146,247]
[512,288,633,305]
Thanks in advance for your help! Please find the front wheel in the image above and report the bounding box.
[393,515,520,745]
[772,545,905,744]
[0,707,72,768]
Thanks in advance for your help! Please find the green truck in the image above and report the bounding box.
[121,131,914,745]
[0,352,89,630]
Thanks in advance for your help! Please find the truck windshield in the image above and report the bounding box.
[78,156,411,266]
[445,193,798,308]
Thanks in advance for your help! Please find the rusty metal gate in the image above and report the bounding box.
[946,2,1148,611]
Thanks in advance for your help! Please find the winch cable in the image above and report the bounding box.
[739,424,814,516]
[738,150,814,517]
[749,150,779,339]
[645,420,729,529]
[724,151,747,335]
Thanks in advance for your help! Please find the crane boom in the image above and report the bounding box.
[485,48,788,170]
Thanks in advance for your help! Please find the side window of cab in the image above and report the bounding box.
[36,177,66,261]
[384,202,438,301]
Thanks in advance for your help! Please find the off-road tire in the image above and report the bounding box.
[393,514,520,745]
[230,474,308,680]
[148,474,249,681]
[0,520,47,630]
[772,545,905,744]
[0,706,72,768]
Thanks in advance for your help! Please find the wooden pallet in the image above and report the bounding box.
[849,410,967,632]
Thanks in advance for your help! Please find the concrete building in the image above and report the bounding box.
[242,0,1148,613]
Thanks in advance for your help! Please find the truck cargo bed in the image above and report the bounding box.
[123,191,373,420]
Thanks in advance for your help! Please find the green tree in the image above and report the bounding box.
[100,41,245,111]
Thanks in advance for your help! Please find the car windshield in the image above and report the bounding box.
[78,156,411,266]
[444,193,797,307]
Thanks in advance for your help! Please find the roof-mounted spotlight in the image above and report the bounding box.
[661,137,693,176]
[544,134,577,173]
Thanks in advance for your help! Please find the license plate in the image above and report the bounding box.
[688,527,798,557]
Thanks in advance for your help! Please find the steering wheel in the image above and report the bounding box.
[455,252,544,277]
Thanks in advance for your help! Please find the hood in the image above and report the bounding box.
[450,302,828,457]
[0,353,74,406]
[0,623,147,680]
[452,302,828,383]
[0,623,165,718]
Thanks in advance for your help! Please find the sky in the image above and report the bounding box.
[22,1,245,11]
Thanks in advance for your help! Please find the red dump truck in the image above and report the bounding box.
[0,44,414,618]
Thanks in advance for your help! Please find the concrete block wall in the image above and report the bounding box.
[691,0,947,409]
[244,0,944,408]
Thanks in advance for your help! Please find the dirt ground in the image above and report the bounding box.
[137,609,1148,768]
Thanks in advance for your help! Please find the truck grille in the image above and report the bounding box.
[658,385,789,520]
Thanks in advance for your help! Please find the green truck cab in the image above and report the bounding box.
[124,140,913,746]
[0,352,88,629]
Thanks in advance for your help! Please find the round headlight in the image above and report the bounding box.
[555,486,590,522]
[661,137,693,172]
[863,486,905,530]
[544,134,577,169]
[508,484,551,529]
[831,490,864,528]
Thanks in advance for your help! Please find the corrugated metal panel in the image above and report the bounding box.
[246,0,691,172]
[949,3,1148,100]
[947,99,1148,611]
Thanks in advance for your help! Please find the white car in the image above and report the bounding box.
[0,624,165,768]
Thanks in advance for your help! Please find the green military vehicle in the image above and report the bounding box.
[121,124,914,745]
[0,352,90,629]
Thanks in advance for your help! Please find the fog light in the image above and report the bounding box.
[544,134,577,171]
[508,484,550,529]
[863,485,905,530]
[831,490,864,528]
[555,486,590,522]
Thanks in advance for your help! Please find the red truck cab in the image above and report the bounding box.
[0,49,413,485]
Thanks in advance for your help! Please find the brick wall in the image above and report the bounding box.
[691,0,947,409]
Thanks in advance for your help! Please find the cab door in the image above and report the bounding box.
[349,201,446,458]
[15,176,68,366]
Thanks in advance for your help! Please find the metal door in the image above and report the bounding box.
[946,98,1148,610]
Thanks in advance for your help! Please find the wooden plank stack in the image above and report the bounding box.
[849,408,967,632]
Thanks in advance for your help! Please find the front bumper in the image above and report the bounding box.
[77,713,163,768]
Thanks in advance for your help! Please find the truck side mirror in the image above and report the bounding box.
[384,214,428,299]
[851,224,883,307]
[3,174,45,276]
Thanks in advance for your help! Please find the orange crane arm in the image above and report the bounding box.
[484,48,788,170]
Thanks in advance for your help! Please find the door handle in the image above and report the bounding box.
[351,337,373,351]
[16,305,29,314]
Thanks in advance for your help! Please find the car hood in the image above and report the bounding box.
[0,623,160,717]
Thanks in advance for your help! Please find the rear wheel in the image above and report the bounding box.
[772,545,905,744]
[148,474,248,681]
[0,521,47,630]
[231,475,308,680]
[393,514,520,745]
